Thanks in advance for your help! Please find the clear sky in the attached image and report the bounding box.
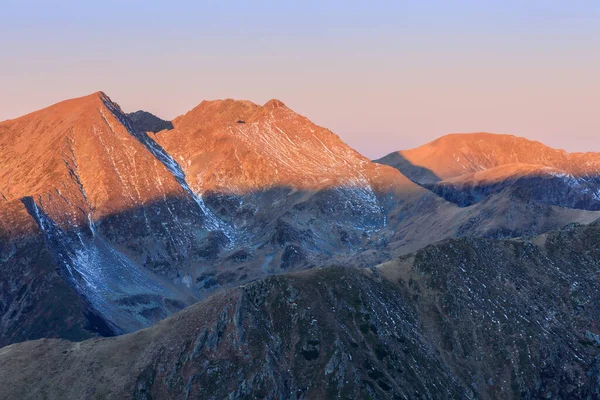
[1,0,599,158]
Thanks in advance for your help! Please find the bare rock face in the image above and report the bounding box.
[1,223,599,399]
[127,110,173,133]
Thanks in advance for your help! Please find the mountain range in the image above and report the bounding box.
[1,92,599,398]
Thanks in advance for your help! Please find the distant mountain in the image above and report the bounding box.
[2,223,599,399]
[127,110,173,133]
[376,133,600,210]
[377,133,600,183]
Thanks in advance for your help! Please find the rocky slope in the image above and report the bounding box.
[1,223,599,399]
[127,110,173,133]
[0,92,446,345]
[0,93,201,343]
[2,94,600,348]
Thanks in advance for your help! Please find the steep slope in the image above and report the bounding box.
[158,98,407,192]
[1,223,599,399]
[0,92,215,341]
[127,110,173,133]
[377,222,600,399]
[0,92,445,345]
[3,93,598,348]
[151,97,438,272]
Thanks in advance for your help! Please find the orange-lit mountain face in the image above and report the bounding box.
[378,133,600,183]
[1,93,600,346]
[0,92,434,344]
[156,98,407,193]
[0,93,205,341]
[1,93,198,233]
[377,133,600,210]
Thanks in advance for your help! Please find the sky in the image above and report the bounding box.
[1,0,599,159]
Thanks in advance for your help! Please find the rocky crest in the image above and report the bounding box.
[377,133,600,184]
[127,110,173,133]
[0,93,438,344]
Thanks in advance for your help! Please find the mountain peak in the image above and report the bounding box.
[153,96,412,193]
[0,91,114,125]
[65,90,111,106]
[127,110,173,133]
[263,99,286,109]
[427,132,547,149]
[91,90,108,98]
[173,99,260,126]
[377,132,600,185]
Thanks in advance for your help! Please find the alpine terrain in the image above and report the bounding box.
[0,93,599,399]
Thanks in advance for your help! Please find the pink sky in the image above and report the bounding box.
[1,1,599,159]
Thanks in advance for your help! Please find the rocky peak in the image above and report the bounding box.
[263,98,287,109]
[127,110,173,133]
[157,97,398,192]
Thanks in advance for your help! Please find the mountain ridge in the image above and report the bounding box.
[376,132,600,183]
[376,132,600,210]
[0,92,439,344]
[1,222,599,399]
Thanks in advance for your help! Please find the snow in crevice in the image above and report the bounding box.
[227,118,387,232]
[22,196,184,333]
[99,96,237,244]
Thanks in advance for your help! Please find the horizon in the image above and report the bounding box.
[0,89,594,159]
[2,1,599,158]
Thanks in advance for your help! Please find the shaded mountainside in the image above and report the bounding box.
[1,223,599,399]
[0,93,204,343]
[127,110,173,133]
[376,133,600,210]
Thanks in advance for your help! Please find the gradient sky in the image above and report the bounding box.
[1,0,599,158]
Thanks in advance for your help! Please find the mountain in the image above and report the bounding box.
[377,133,600,183]
[1,223,599,399]
[127,110,173,133]
[376,132,600,210]
[0,92,449,346]
[2,93,600,350]
[0,92,204,342]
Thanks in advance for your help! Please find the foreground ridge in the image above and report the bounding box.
[1,223,599,399]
